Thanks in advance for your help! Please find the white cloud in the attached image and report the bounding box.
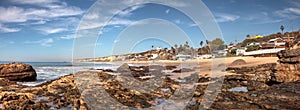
[189,21,202,27]
[275,7,300,19]
[79,18,134,30]
[215,13,240,22]
[36,27,67,34]
[174,19,181,24]
[165,9,170,14]
[59,34,76,40]
[114,39,120,43]
[118,5,145,17]
[0,24,21,33]
[31,20,47,25]
[0,4,83,24]
[25,38,54,47]
[84,13,100,20]
[0,6,28,23]
[10,0,59,5]
[245,11,282,24]
[168,1,190,7]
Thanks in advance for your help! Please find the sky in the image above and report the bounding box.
[0,0,300,62]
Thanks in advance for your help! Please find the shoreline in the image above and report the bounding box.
[2,56,299,109]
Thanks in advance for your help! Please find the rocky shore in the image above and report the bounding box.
[1,51,300,109]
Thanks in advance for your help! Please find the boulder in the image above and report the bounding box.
[117,63,130,72]
[230,59,246,66]
[0,62,37,81]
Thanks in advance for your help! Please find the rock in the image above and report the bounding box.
[0,78,15,86]
[277,48,300,59]
[230,59,246,66]
[0,62,37,81]
[272,71,300,83]
[274,48,300,82]
[149,65,165,71]
[278,56,300,63]
[172,68,194,73]
[102,69,114,72]
[165,65,177,70]
[117,63,130,72]
[129,66,149,72]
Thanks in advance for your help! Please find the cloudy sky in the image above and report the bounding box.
[0,0,300,61]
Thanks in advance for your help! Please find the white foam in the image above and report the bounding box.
[17,82,45,87]
[161,88,171,93]
[18,64,120,87]
[34,96,49,103]
[139,75,155,79]
[229,87,248,92]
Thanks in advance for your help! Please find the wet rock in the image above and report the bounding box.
[96,69,115,72]
[230,59,246,66]
[0,62,37,81]
[165,65,177,70]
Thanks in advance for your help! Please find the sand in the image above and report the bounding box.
[123,56,279,79]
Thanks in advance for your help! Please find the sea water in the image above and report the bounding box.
[0,62,121,86]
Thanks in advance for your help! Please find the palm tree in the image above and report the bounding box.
[174,44,178,49]
[185,41,189,48]
[246,34,251,38]
[206,40,209,46]
[200,41,203,47]
[280,25,285,37]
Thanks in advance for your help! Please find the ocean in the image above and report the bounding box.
[0,62,121,86]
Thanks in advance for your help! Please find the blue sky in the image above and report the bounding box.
[0,0,300,62]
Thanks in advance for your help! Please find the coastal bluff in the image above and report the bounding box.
[0,62,37,81]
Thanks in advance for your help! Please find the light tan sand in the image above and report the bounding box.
[138,56,279,79]
[110,57,278,79]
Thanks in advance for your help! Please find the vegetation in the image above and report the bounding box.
[246,45,261,52]
[246,34,251,38]
[207,38,226,51]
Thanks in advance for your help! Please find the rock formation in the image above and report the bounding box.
[0,63,37,81]
[275,48,300,82]
[229,59,247,66]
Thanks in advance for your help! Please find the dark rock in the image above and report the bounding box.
[102,69,114,72]
[230,59,246,66]
[0,62,37,81]
[165,65,177,70]
[172,68,194,73]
